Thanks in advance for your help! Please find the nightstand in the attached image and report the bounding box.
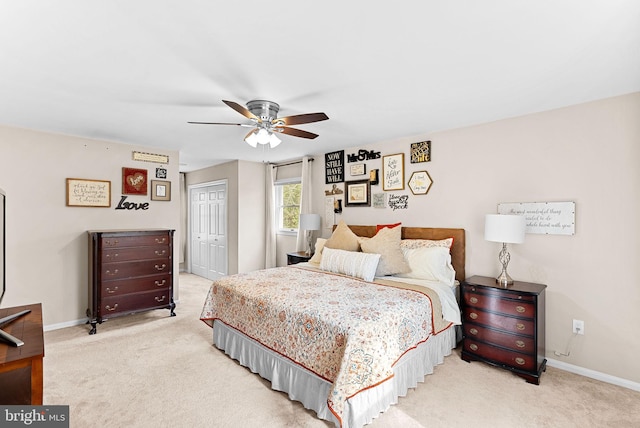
[460,275,547,384]
[286,251,313,265]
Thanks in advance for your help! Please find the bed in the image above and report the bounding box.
[200,224,465,427]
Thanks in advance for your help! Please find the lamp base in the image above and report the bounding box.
[495,271,514,287]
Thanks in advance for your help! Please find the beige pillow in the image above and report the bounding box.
[397,246,456,286]
[308,238,326,265]
[359,225,410,276]
[324,220,360,252]
[400,237,454,250]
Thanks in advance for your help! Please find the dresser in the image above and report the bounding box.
[87,229,175,334]
[461,275,546,384]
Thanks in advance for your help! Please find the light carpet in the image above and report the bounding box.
[43,273,640,427]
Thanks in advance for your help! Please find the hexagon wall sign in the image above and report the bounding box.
[408,171,433,195]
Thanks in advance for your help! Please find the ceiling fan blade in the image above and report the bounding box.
[222,100,259,121]
[277,126,319,139]
[187,122,255,127]
[274,112,329,126]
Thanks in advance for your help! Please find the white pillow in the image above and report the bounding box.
[319,247,381,282]
[398,246,456,287]
[308,238,326,265]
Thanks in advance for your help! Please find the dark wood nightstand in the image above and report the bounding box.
[460,275,547,384]
[287,251,313,265]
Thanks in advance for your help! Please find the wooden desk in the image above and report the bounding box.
[0,303,44,404]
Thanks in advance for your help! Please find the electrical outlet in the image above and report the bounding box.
[573,319,585,335]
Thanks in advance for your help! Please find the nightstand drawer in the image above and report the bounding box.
[462,287,535,318]
[463,307,534,336]
[463,339,536,372]
[463,324,535,353]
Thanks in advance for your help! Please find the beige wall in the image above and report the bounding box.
[305,92,640,385]
[0,126,180,328]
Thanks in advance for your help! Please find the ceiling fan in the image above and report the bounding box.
[188,100,329,148]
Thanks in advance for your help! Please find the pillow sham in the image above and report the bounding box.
[308,238,326,265]
[319,247,380,282]
[324,220,360,252]
[359,225,410,276]
[398,246,456,287]
[376,222,401,233]
[400,237,454,250]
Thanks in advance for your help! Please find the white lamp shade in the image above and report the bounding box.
[485,214,525,244]
[299,213,321,231]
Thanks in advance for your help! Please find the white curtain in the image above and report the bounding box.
[296,156,312,252]
[265,164,278,268]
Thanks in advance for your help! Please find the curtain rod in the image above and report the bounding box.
[271,158,314,168]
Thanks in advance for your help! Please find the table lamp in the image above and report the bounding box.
[484,214,526,287]
[299,213,321,256]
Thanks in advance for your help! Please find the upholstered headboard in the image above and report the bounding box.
[334,225,466,282]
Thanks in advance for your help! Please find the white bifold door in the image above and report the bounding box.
[190,182,227,280]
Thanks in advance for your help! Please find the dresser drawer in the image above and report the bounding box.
[102,246,171,263]
[463,307,534,336]
[462,287,535,318]
[102,259,171,280]
[463,339,536,372]
[100,274,171,298]
[101,234,171,248]
[100,290,172,317]
[463,324,535,353]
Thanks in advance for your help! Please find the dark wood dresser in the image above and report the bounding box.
[87,229,175,334]
[461,275,546,384]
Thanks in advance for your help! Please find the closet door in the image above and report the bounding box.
[190,183,227,280]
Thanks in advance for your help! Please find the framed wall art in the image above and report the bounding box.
[350,163,366,176]
[345,179,371,207]
[122,167,148,195]
[408,170,433,195]
[66,178,111,207]
[382,153,405,191]
[151,180,171,201]
[410,140,431,163]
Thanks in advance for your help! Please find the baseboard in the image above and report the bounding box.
[44,318,87,332]
[546,357,640,392]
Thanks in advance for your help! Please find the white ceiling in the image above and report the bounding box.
[1,1,639,172]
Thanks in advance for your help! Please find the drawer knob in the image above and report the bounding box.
[155,295,166,303]
[469,343,478,351]
[155,279,166,287]
[516,306,525,313]
[105,304,118,312]
[469,328,478,336]
[469,312,478,320]
[155,250,166,256]
[470,297,478,304]
[154,264,167,271]
[515,357,526,366]
[516,323,525,331]
[105,253,119,259]
[105,269,119,276]
[155,238,166,244]
[106,287,119,294]
[515,340,525,348]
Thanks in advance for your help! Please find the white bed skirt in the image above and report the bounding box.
[213,320,456,428]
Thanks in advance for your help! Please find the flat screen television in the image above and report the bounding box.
[0,187,31,346]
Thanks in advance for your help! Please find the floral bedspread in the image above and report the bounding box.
[199,266,441,426]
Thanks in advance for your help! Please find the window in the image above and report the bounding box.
[275,180,301,233]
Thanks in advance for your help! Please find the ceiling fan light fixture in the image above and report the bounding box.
[244,128,281,148]
[244,130,259,147]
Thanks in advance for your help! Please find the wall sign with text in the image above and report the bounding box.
[325,150,344,184]
[498,201,576,235]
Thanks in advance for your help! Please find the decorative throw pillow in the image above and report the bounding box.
[400,237,454,250]
[376,222,401,233]
[398,246,456,287]
[308,238,326,265]
[324,220,360,252]
[359,225,410,276]
[320,247,381,282]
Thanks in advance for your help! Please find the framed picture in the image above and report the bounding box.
[66,178,111,207]
[408,171,433,195]
[151,180,171,201]
[382,153,405,191]
[345,179,370,207]
[350,163,366,176]
[122,167,148,195]
[410,141,431,163]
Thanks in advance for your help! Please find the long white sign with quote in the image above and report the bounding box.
[498,201,575,235]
